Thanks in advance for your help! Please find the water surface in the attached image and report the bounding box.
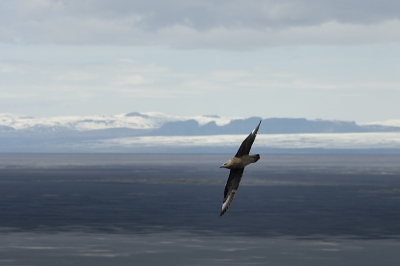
[1,154,400,265]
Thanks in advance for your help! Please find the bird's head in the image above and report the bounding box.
[220,160,231,169]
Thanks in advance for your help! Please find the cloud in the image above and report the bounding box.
[0,59,169,94]
[1,0,400,49]
[1,56,399,108]
[96,132,400,150]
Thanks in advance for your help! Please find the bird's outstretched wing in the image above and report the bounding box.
[235,121,261,157]
[220,168,245,216]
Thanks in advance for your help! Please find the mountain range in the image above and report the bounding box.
[2,112,400,135]
[1,112,400,153]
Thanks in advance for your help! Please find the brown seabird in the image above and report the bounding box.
[219,121,261,216]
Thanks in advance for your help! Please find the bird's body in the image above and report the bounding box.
[221,154,260,169]
[219,121,261,216]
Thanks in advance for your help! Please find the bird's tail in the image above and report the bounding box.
[251,154,260,162]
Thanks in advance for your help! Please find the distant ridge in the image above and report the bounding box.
[1,112,400,136]
[1,112,400,153]
[125,112,151,118]
[151,117,400,136]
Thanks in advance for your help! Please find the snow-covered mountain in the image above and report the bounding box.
[2,111,400,135]
[1,112,400,153]
[0,112,235,132]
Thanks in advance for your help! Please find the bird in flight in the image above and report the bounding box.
[219,121,261,216]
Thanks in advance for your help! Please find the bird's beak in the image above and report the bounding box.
[220,165,224,168]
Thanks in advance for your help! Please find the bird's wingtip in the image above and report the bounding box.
[252,120,262,134]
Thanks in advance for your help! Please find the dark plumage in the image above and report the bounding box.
[219,121,261,216]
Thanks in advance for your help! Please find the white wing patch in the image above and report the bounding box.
[220,189,236,216]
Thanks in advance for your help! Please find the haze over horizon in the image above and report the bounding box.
[1,0,399,122]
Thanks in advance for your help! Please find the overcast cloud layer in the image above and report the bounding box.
[2,0,400,49]
[0,1,399,122]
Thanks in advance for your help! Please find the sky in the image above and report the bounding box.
[0,0,400,123]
